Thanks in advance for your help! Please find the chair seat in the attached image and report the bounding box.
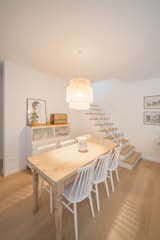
[63,182,92,203]
[93,178,106,184]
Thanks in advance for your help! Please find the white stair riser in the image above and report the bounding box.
[120,148,135,160]
[104,131,120,137]
[119,154,141,170]
[121,143,129,149]
[113,136,124,142]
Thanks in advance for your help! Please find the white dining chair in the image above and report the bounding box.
[62,160,97,240]
[93,152,111,212]
[108,145,121,192]
[36,142,57,214]
[59,139,76,147]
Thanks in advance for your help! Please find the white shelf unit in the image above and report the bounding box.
[26,124,70,157]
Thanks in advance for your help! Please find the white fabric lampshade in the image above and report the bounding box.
[66,78,93,110]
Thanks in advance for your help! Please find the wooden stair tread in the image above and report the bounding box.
[107,127,118,131]
[85,112,105,115]
[99,128,118,133]
[120,145,134,155]
[104,123,114,126]
[98,129,107,132]
[120,139,128,144]
[90,104,99,107]
[89,117,109,120]
[104,136,114,139]
[94,123,114,126]
[89,107,102,110]
[104,133,122,139]
[124,152,141,164]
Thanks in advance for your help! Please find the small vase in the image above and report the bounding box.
[78,137,88,153]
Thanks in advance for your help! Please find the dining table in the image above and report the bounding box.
[27,138,118,240]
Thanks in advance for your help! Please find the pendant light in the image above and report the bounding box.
[66,78,93,110]
[66,50,93,110]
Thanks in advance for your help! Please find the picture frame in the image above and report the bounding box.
[144,111,160,125]
[27,98,47,126]
[144,95,160,109]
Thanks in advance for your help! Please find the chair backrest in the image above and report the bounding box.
[60,139,75,147]
[33,142,57,155]
[109,145,121,170]
[94,152,111,184]
[69,160,97,203]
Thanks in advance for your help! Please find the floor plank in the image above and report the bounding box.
[0,160,160,240]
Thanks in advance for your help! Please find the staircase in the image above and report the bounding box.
[84,104,141,170]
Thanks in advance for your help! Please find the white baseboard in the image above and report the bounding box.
[142,155,160,164]
[4,166,26,176]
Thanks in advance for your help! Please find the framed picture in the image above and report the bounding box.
[144,95,160,109]
[27,98,47,126]
[144,111,160,125]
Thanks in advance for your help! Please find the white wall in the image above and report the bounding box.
[93,79,160,162]
[3,60,83,175]
[0,63,3,160]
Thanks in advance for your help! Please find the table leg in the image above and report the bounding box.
[53,183,64,240]
[32,170,39,213]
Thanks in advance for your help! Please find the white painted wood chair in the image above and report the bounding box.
[35,142,57,214]
[59,139,76,147]
[93,152,111,211]
[108,145,121,192]
[62,160,97,240]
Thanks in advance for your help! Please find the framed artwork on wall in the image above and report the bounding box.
[144,95,160,109]
[27,98,47,126]
[144,111,160,125]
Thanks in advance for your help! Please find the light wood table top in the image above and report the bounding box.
[28,139,117,183]
[27,138,118,240]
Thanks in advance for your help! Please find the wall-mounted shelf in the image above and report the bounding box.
[28,123,69,129]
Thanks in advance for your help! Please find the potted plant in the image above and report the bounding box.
[31,112,39,126]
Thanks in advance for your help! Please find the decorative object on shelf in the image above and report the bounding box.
[144,111,160,125]
[144,95,160,109]
[78,136,88,152]
[27,98,47,126]
[66,78,93,110]
[50,114,68,125]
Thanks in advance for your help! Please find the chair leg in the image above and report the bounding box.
[104,180,110,198]
[73,203,78,240]
[115,169,119,182]
[39,179,44,199]
[95,184,100,212]
[88,193,95,218]
[110,171,115,192]
[49,185,53,214]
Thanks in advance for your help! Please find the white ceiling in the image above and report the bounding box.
[0,0,160,81]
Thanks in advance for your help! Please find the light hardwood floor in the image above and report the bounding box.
[0,160,160,240]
